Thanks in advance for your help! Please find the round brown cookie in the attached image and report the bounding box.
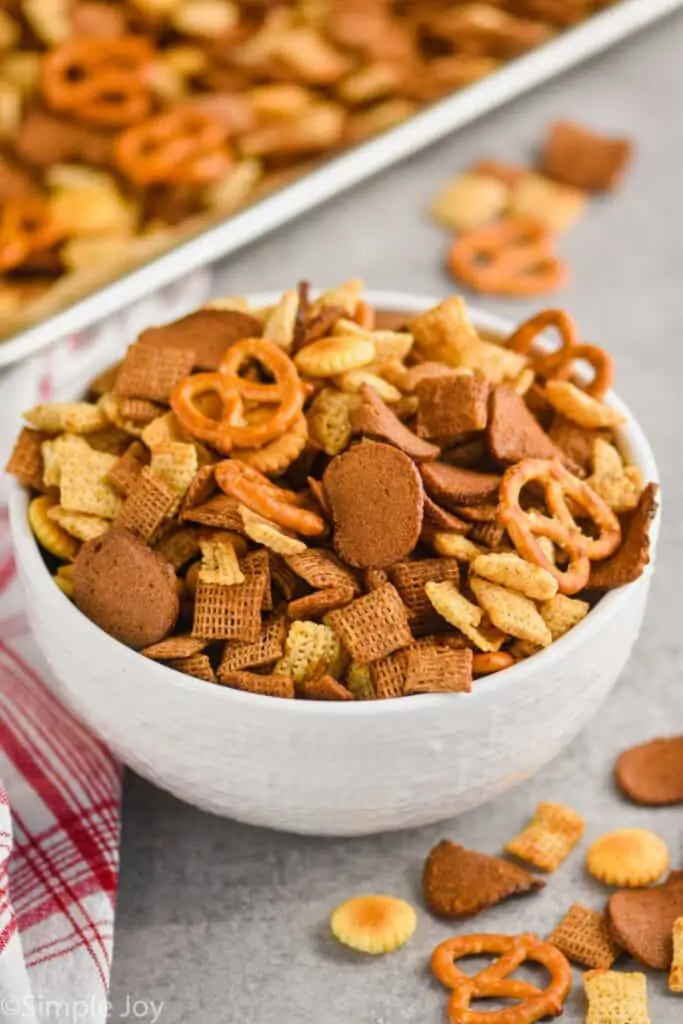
[323,440,424,569]
[607,875,683,970]
[423,840,545,919]
[615,736,683,806]
[73,527,179,650]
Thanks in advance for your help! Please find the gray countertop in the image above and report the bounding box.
[108,14,683,1023]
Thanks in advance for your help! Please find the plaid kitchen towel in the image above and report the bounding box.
[0,508,120,1024]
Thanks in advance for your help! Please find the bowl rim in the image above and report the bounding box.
[8,289,661,717]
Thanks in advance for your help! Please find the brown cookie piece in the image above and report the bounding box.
[488,386,567,466]
[350,384,439,462]
[420,461,500,509]
[542,120,633,192]
[548,414,611,473]
[323,440,424,569]
[590,483,659,590]
[416,373,489,444]
[73,528,179,650]
[422,493,470,534]
[616,736,683,806]
[607,874,683,970]
[138,309,262,370]
[423,840,545,919]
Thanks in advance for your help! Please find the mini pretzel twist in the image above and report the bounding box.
[447,218,567,297]
[506,310,613,398]
[498,457,622,595]
[115,108,234,186]
[215,461,326,537]
[170,338,305,454]
[0,197,65,273]
[505,309,579,377]
[42,37,153,128]
[551,344,614,399]
[431,932,572,1024]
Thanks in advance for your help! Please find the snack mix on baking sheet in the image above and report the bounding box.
[1,1,619,337]
[6,281,659,699]
[433,120,633,296]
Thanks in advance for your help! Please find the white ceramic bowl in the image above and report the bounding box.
[8,292,660,836]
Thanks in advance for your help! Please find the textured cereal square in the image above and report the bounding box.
[5,427,46,490]
[242,549,272,611]
[505,802,585,872]
[167,652,216,683]
[584,970,649,1024]
[155,525,200,570]
[117,397,164,425]
[47,505,109,542]
[548,904,621,970]
[192,574,266,641]
[25,401,109,435]
[59,445,123,520]
[370,651,407,699]
[142,635,208,660]
[218,617,287,677]
[299,675,354,701]
[286,549,360,593]
[115,467,176,543]
[403,645,473,695]
[288,586,355,620]
[390,558,460,636]
[326,584,412,663]
[218,670,294,699]
[106,440,148,495]
[114,342,195,403]
[150,442,198,511]
[181,493,244,531]
[268,551,306,601]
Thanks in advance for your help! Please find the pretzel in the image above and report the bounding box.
[499,457,621,595]
[505,309,579,378]
[215,461,325,537]
[506,311,613,398]
[42,37,153,128]
[0,197,64,273]
[115,108,233,186]
[552,344,614,399]
[447,217,566,297]
[432,932,572,1024]
[170,339,304,454]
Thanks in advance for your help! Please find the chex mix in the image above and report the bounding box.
[7,281,658,700]
[330,736,683,1023]
[0,0,617,337]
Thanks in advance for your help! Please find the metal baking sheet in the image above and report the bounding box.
[1,0,681,370]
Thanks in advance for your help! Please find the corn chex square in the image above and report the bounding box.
[114,343,195,403]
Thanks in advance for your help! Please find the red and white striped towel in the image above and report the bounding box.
[0,510,121,1023]
[0,268,214,1021]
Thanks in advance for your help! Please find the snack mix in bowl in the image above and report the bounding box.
[6,282,659,700]
[0,0,617,336]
